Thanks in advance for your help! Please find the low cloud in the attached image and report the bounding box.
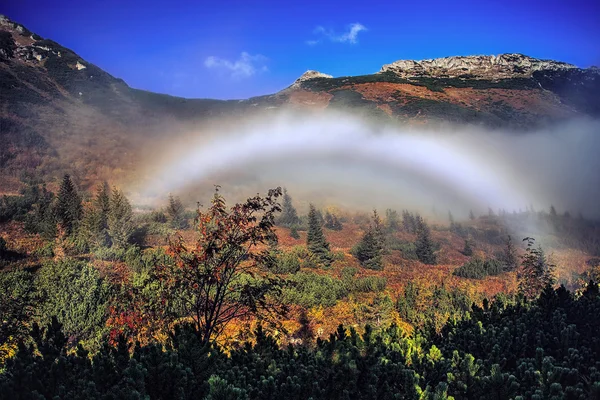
[308,23,367,45]
[204,52,268,79]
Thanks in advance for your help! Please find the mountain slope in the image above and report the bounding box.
[1,14,599,191]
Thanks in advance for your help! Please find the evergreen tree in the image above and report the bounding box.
[167,194,188,229]
[469,209,475,220]
[107,188,134,249]
[290,226,300,239]
[448,210,455,230]
[518,237,555,298]
[462,237,473,256]
[549,205,557,218]
[385,209,401,232]
[82,182,111,247]
[324,211,343,231]
[306,204,333,267]
[402,210,417,234]
[372,210,385,249]
[415,214,436,265]
[95,182,110,225]
[501,235,518,271]
[352,227,383,270]
[55,174,82,236]
[277,188,300,227]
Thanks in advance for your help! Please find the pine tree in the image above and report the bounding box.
[462,237,473,256]
[95,182,110,225]
[518,237,555,298]
[167,194,188,229]
[448,210,455,230]
[372,210,385,249]
[353,227,383,270]
[92,182,111,247]
[385,209,400,232]
[549,205,557,218]
[277,188,300,227]
[290,226,300,239]
[107,187,134,249]
[55,174,82,236]
[469,209,475,220]
[402,210,417,234]
[324,211,343,231]
[502,235,518,271]
[415,214,436,265]
[306,204,332,267]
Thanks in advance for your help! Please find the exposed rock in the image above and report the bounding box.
[380,53,578,79]
[289,70,333,88]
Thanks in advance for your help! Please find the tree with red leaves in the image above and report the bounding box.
[152,186,285,346]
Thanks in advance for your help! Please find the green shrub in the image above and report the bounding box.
[281,272,348,308]
[269,251,301,274]
[33,242,55,258]
[35,259,111,343]
[454,257,504,279]
[93,245,126,262]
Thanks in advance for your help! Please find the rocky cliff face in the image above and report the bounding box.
[380,53,579,79]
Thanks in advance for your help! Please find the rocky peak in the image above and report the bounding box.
[380,53,578,79]
[289,70,332,88]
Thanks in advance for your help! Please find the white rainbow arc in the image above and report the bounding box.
[144,113,531,211]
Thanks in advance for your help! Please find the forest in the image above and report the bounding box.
[1,174,600,399]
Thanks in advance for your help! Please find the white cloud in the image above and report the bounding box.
[204,52,268,79]
[308,23,367,45]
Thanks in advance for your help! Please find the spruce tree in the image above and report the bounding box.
[502,235,518,271]
[462,237,473,256]
[469,209,475,220]
[518,237,555,298]
[107,187,134,249]
[415,214,436,265]
[402,210,417,234]
[277,188,300,227]
[324,211,343,231]
[94,182,111,246]
[306,204,332,267]
[55,174,82,236]
[290,226,300,239]
[372,210,385,249]
[353,227,383,270]
[167,194,188,229]
[385,209,400,232]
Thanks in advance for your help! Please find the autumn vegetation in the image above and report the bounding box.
[1,176,600,399]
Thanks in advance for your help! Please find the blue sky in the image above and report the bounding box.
[3,0,599,99]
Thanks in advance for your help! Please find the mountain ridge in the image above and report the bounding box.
[1,14,599,191]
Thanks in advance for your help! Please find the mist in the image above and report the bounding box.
[133,110,600,219]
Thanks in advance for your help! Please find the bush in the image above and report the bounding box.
[353,276,387,292]
[33,242,55,258]
[35,259,111,343]
[340,267,387,293]
[454,257,504,279]
[281,272,348,308]
[269,251,301,274]
[93,245,126,262]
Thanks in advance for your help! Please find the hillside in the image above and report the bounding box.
[1,14,599,192]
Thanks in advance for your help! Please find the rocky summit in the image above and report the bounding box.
[379,53,580,79]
